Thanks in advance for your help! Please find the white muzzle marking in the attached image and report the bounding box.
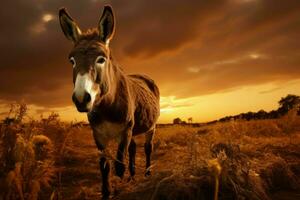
[74,73,99,108]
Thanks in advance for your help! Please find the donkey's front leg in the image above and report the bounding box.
[99,153,111,199]
[92,131,111,199]
[115,123,133,178]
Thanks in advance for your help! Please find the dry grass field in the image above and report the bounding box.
[0,104,300,200]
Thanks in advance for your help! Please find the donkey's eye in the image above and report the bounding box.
[69,57,76,68]
[96,56,106,65]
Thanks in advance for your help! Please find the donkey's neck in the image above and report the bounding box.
[88,62,129,123]
[94,60,127,108]
[103,61,124,103]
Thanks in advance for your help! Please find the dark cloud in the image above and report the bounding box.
[118,0,226,57]
[0,0,300,108]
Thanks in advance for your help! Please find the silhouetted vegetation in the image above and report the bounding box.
[173,117,187,124]
[218,94,300,123]
[173,117,182,124]
[0,103,73,200]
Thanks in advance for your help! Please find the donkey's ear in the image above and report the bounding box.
[98,5,115,45]
[59,8,82,43]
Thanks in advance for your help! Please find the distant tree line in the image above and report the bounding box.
[218,94,300,122]
[172,94,300,125]
[172,117,194,124]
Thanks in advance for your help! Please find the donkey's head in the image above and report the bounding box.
[59,6,115,112]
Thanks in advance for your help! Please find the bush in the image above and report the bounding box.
[0,103,65,200]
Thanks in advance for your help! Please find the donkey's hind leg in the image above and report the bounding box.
[144,129,155,176]
[115,125,133,178]
[128,138,136,178]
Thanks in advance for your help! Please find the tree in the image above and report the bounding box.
[268,110,279,119]
[256,109,268,119]
[278,94,300,116]
[188,117,193,124]
[243,112,254,121]
[173,117,182,124]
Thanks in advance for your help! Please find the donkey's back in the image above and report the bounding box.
[128,74,160,135]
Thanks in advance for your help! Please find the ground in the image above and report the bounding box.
[56,119,300,200]
[1,113,300,200]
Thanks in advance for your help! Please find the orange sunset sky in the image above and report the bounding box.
[0,0,300,123]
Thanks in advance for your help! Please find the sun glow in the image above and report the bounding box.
[42,14,54,22]
[1,79,299,124]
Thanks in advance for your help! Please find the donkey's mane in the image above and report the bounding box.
[77,28,100,42]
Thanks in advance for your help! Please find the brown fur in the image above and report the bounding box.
[59,6,160,199]
[87,62,160,134]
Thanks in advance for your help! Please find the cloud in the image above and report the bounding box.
[259,87,281,95]
[0,0,299,109]
[160,96,195,114]
[118,0,226,57]
[160,96,194,109]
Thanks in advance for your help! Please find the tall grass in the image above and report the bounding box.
[143,114,300,200]
[1,103,299,200]
[0,103,73,200]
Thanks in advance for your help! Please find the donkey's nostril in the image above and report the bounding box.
[72,92,91,104]
[72,92,91,112]
[83,92,91,103]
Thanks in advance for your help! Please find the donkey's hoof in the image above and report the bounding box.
[101,188,111,200]
[102,194,109,200]
[127,176,136,183]
[115,161,125,178]
[145,170,151,177]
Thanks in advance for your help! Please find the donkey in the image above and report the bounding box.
[59,5,160,199]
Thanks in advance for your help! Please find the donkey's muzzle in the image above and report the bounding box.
[72,92,91,112]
